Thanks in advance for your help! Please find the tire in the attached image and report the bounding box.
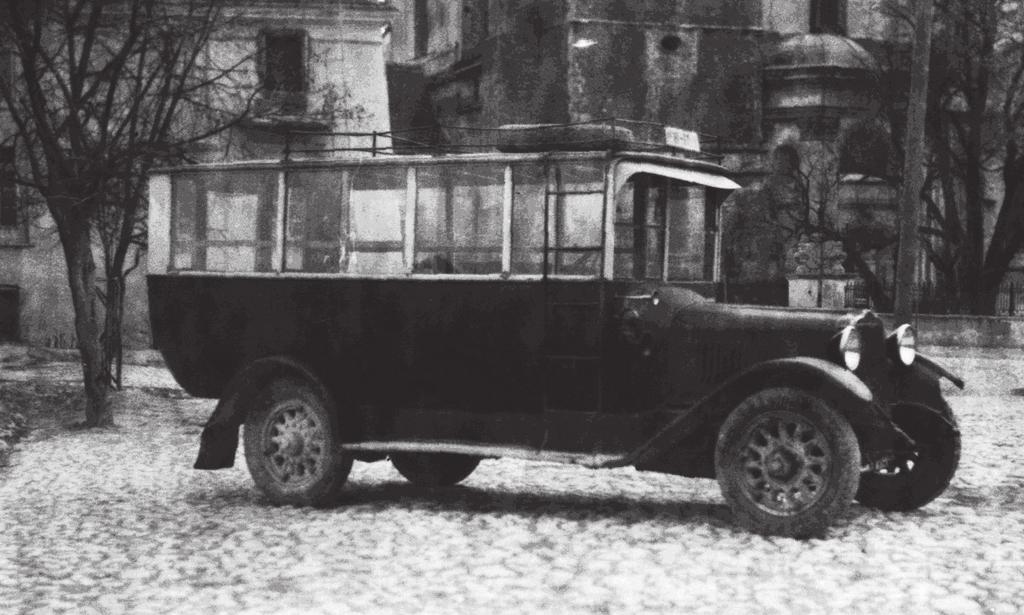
[390,453,481,487]
[243,378,352,506]
[856,403,960,512]
[715,388,861,538]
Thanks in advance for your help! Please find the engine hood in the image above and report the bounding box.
[627,286,870,340]
[614,285,885,405]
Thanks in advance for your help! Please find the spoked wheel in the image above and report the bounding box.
[243,378,352,506]
[390,452,481,487]
[716,388,861,538]
[856,403,960,512]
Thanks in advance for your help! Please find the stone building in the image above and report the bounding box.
[0,0,396,347]
[381,0,919,307]
[0,1,1017,347]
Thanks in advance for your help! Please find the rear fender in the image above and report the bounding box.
[194,356,332,470]
[629,357,876,468]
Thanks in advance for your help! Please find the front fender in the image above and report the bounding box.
[915,353,965,390]
[892,360,957,421]
[722,357,873,406]
[194,356,330,470]
[626,357,875,468]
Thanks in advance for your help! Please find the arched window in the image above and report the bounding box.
[415,0,430,57]
[767,145,804,217]
[771,144,801,177]
[839,121,891,179]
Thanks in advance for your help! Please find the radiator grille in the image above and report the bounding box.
[853,313,886,392]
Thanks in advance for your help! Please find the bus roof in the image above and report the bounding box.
[155,119,737,181]
[154,149,735,180]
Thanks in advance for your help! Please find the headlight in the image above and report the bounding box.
[887,323,916,366]
[838,325,861,371]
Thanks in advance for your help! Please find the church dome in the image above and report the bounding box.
[768,33,877,72]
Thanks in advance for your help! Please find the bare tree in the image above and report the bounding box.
[883,0,1024,314]
[786,143,899,310]
[0,0,256,426]
[724,137,899,310]
[730,1,1024,315]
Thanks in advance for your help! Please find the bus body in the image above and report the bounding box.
[147,133,961,538]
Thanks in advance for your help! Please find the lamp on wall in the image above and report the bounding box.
[572,38,597,49]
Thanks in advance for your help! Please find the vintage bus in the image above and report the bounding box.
[147,124,962,537]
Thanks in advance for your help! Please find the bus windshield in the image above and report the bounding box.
[613,173,712,282]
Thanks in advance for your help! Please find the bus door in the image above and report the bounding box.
[533,161,608,450]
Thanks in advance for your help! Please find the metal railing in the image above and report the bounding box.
[278,118,724,162]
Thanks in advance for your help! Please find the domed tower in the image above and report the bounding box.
[759,33,896,308]
[763,33,879,143]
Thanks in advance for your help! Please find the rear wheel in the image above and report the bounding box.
[243,378,352,506]
[856,403,960,512]
[715,388,861,538]
[390,453,480,487]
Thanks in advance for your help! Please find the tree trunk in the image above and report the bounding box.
[975,277,1002,316]
[59,217,112,427]
[894,0,933,322]
[102,273,126,389]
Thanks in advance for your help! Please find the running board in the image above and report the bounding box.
[341,441,629,469]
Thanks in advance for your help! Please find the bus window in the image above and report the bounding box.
[666,183,707,281]
[614,174,708,281]
[171,177,198,270]
[510,164,545,274]
[614,174,665,280]
[285,170,345,273]
[348,167,407,275]
[170,171,277,272]
[511,161,604,276]
[415,164,503,274]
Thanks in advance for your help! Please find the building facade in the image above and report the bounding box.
[381,0,923,307]
[0,1,1018,347]
[384,0,901,136]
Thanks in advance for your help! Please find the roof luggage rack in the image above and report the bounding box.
[279,118,722,162]
[494,122,639,153]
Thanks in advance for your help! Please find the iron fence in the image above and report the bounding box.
[843,279,1024,316]
[279,118,725,163]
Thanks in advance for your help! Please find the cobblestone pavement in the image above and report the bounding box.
[1,349,1023,614]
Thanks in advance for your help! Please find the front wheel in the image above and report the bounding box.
[856,403,960,512]
[390,453,480,487]
[243,378,352,506]
[715,388,861,538]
